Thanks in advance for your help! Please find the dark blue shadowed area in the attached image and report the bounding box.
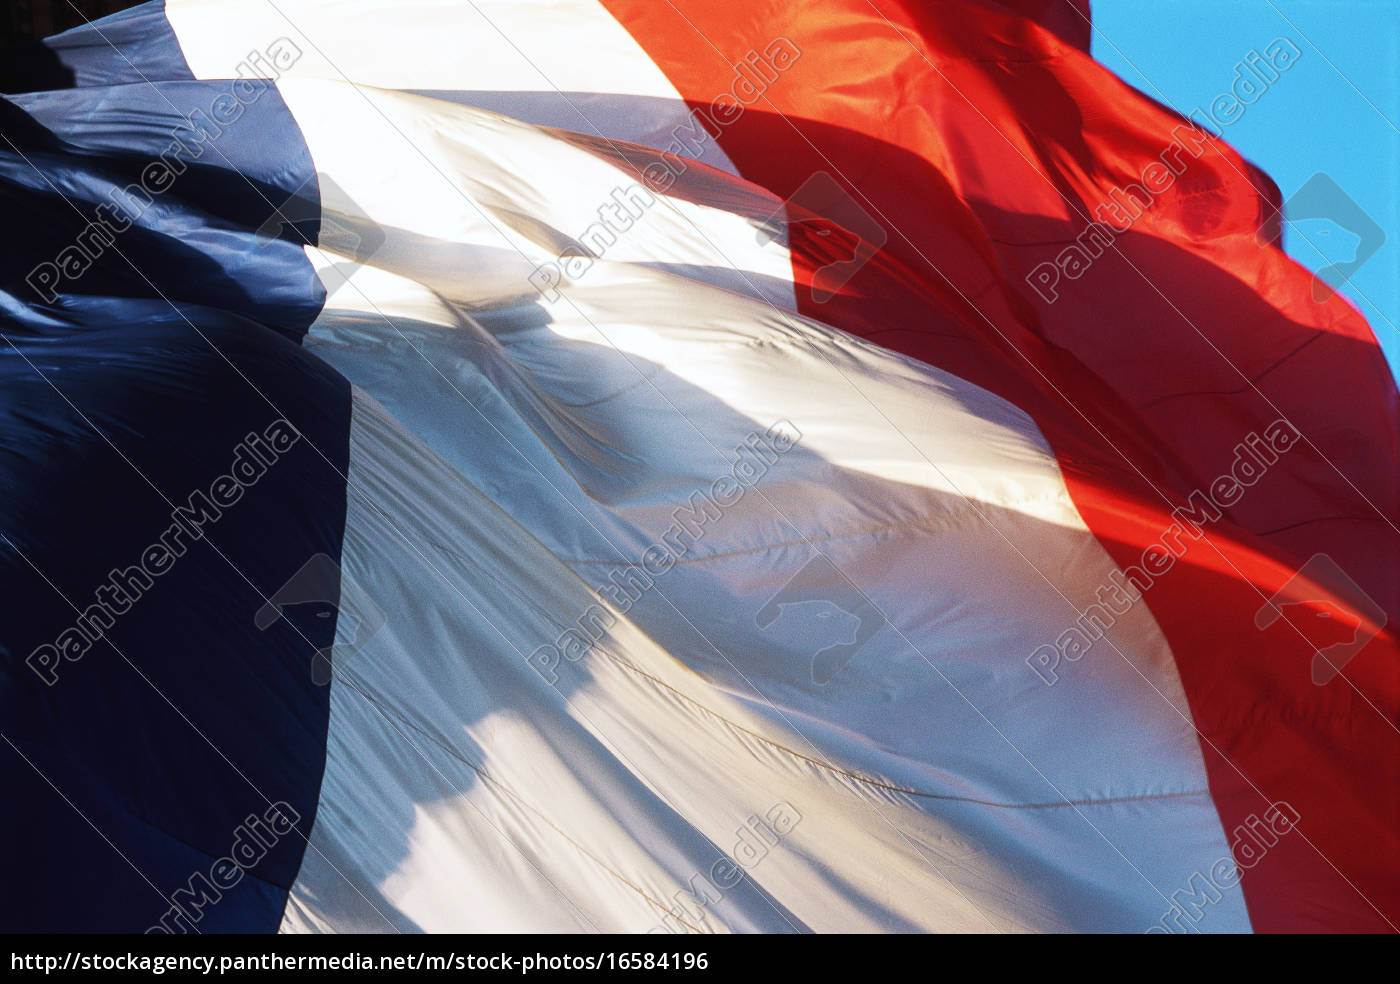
[0,294,351,933]
[0,18,347,932]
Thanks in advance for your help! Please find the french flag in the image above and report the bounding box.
[1,0,1396,934]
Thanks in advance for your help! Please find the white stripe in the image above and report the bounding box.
[166,0,740,175]
[262,80,1250,930]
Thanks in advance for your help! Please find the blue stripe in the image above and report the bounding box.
[0,32,345,931]
[2,77,327,341]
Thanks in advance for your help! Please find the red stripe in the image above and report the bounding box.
[602,0,1400,931]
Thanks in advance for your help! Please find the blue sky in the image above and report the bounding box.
[1091,0,1400,376]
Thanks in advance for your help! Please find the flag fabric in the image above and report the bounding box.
[2,0,1397,933]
